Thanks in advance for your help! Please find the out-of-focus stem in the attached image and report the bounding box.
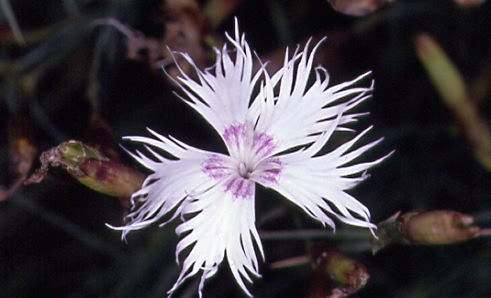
[260,229,371,241]
[415,33,491,170]
[0,0,25,44]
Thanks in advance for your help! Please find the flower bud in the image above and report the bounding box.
[1,117,38,202]
[76,158,145,200]
[454,0,486,7]
[399,210,480,245]
[27,141,145,207]
[372,210,489,253]
[327,0,394,16]
[9,117,37,177]
[309,242,369,298]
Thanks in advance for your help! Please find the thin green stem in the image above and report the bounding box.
[260,228,372,241]
[0,0,25,44]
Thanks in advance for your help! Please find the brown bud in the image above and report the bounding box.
[399,210,480,245]
[309,242,369,298]
[8,117,37,177]
[454,0,487,8]
[327,0,394,16]
[1,117,38,202]
[372,210,488,253]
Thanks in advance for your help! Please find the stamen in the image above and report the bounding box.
[239,162,248,178]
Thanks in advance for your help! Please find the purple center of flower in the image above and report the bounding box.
[201,123,282,199]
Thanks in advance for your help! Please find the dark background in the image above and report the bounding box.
[1,0,491,297]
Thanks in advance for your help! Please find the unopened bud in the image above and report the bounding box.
[327,0,394,16]
[1,117,38,202]
[8,117,37,177]
[372,210,489,253]
[309,242,369,298]
[454,0,487,8]
[76,158,145,199]
[27,141,145,208]
[59,140,105,161]
[399,210,480,245]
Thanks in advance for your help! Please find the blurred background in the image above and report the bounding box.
[1,0,491,297]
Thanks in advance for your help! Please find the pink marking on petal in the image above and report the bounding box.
[223,123,277,160]
[235,179,245,196]
[225,177,238,191]
[260,168,281,183]
[259,158,282,184]
[223,124,247,150]
[224,177,253,199]
[253,132,276,158]
[202,154,228,179]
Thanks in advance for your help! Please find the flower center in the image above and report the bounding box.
[238,162,251,179]
[201,123,283,199]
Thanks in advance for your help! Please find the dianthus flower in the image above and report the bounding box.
[112,20,387,297]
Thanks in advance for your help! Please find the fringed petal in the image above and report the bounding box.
[168,182,262,298]
[172,19,263,140]
[259,126,391,234]
[252,38,373,155]
[109,132,228,240]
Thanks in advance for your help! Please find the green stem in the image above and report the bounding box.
[260,229,372,241]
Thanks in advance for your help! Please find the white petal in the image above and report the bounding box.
[168,181,263,297]
[259,128,389,231]
[252,37,373,155]
[171,19,263,139]
[109,131,226,240]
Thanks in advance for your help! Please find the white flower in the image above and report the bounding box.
[112,19,388,298]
